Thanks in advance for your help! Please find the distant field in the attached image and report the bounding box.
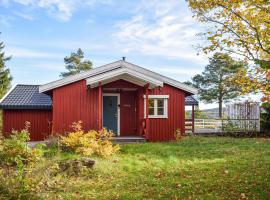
[21,136,270,199]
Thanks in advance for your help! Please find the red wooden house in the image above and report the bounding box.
[0,60,198,141]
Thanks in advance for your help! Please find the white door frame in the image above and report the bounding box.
[102,93,120,136]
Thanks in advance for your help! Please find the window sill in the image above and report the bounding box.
[147,115,168,119]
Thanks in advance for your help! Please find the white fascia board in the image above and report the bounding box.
[86,68,163,88]
[39,60,124,93]
[123,62,198,94]
[39,59,198,95]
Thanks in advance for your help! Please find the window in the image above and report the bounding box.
[144,95,169,118]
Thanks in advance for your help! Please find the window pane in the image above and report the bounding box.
[157,99,164,108]
[158,107,164,115]
[149,107,154,115]
[148,99,154,108]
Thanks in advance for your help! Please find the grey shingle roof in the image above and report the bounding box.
[185,95,198,106]
[0,85,198,110]
[0,85,52,110]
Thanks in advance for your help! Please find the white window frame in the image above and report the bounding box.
[144,95,169,119]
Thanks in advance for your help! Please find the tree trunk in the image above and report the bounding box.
[219,100,223,118]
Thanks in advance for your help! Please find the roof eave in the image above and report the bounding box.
[39,60,123,93]
[39,60,198,95]
[86,68,163,89]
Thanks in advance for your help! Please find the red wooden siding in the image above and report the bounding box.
[52,80,186,141]
[137,84,186,141]
[103,79,141,89]
[2,110,52,141]
[52,80,100,133]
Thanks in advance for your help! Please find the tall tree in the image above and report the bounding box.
[60,48,92,77]
[188,53,247,118]
[0,35,12,99]
[187,0,270,100]
[188,0,270,64]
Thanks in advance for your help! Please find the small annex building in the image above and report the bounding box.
[0,60,198,141]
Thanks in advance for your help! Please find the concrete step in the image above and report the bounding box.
[111,136,147,144]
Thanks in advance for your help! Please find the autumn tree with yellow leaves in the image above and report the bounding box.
[188,0,270,101]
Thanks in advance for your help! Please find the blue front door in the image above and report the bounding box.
[103,95,118,135]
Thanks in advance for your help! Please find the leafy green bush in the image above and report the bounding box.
[0,168,41,200]
[222,120,240,133]
[60,121,120,158]
[0,122,43,166]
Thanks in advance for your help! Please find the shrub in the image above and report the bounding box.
[60,121,120,158]
[0,122,43,166]
[0,168,41,200]
[174,128,184,140]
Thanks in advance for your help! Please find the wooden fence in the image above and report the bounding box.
[185,118,260,134]
[185,101,261,134]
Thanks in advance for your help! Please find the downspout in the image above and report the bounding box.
[144,83,150,139]
[98,82,102,130]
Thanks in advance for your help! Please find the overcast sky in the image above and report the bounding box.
[0,0,258,109]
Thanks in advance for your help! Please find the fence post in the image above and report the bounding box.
[203,119,205,128]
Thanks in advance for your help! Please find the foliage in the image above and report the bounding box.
[188,53,247,117]
[194,107,208,119]
[187,0,270,101]
[185,106,208,119]
[0,159,91,199]
[0,122,43,166]
[0,167,41,199]
[60,48,92,77]
[233,66,270,102]
[222,120,240,133]
[0,33,12,99]
[1,137,269,199]
[0,122,45,199]
[174,128,184,140]
[261,102,270,132]
[188,0,270,63]
[60,121,120,158]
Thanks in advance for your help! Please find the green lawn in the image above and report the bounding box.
[22,137,270,199]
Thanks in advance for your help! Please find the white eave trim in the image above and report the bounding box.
[39,60,123,93]
[39,60,198,95]
[86,68,163,89]
[123,62,198,94]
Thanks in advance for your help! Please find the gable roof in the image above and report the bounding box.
[0,85,52,110]
[0,85,198,110]
[39,60,198,94]
[86,67,163,89]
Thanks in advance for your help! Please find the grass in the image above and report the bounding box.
[11,137,270,199]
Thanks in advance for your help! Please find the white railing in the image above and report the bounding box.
[194,118,260,133]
